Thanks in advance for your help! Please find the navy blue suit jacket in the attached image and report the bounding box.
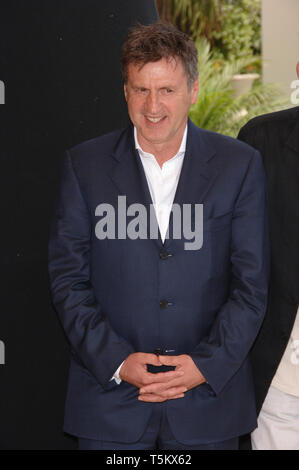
[48,120,269,444]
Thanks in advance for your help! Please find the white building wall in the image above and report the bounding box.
[262,0,299,96]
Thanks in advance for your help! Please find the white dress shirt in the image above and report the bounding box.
[111,124,188,383]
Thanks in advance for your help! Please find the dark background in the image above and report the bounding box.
[0,0,158,450]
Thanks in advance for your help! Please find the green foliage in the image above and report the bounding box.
[156,0,261,63]
[156,0,222,44]
[212,0,261,62]
[189,40,290,137]
[171,0,221,43]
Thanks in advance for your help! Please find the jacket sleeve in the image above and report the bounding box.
[48,151,135,388]
[190,149,270,395]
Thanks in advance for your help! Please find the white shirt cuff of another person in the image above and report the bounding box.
[110,361,124,384]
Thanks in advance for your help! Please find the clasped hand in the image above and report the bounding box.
[119,352,206,403]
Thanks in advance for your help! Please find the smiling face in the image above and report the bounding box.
[124,57,199,157]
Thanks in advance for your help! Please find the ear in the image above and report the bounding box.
[190,77,199,105]
[297,62,299,79]
[124,83,128,102]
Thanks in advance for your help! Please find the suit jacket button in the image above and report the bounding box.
[154,348,163,355]
[160,300,169,309]
[160,251,170,260]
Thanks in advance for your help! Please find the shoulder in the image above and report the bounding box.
[239,106,299,138]
[201,126,254,153]
[67,127,126,166]
[189,121,258,163]
[188,122,263,189]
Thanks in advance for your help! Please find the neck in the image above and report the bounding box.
[136,125,187,168]
[145,143,181,169]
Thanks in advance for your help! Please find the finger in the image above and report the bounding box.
[138,393,165,403]
[140,378,186,394]
[167,394,185,400]
[142,353,162,366]
[138,393,185,402]
[158,355,181,366]
[140,384,187,396]
[143,369,184,384]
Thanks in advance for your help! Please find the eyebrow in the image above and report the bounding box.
[132,85,175,90]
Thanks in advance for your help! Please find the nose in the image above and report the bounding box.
[145,91,160,115]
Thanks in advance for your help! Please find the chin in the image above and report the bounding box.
[142,127,168,139]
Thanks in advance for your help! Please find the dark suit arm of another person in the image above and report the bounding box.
[190,150,270,395]
[48,151,134,388]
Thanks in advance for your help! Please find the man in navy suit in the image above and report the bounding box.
[48,22,269,450]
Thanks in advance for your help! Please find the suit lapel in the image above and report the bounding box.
[173,120,218,205]
[108,126,162,248]
[163,120,219,249]
[109,125,148,206]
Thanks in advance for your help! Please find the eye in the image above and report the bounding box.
[162,88,173,95]
[136,88,147,94]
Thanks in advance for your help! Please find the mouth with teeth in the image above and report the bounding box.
[145,116,166,124]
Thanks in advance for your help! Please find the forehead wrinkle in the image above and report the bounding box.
[128,57,185,89]
[135,56,179,74]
